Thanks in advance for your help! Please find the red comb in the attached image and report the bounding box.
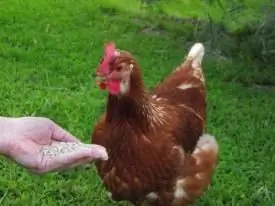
[104,42,116,56]
[97,42,117,75]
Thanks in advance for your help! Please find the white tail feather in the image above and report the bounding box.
[196,133,219,154]
[187,43,205,69]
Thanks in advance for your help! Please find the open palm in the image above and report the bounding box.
[1,117,108,174]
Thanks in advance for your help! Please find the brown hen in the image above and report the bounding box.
[91,42,219,206]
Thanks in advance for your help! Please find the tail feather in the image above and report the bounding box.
[175,134,219,205]
[192,133,219,174]
[187,43,205,69]
[195,133,218,154]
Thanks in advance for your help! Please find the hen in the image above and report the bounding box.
[91,42,219,206]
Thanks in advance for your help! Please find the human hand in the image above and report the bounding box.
[0,116,108,174]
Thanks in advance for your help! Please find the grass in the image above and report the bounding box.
[0,0,275,205]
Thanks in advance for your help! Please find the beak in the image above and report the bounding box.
[94,72,108,90]
[95,72,107,82]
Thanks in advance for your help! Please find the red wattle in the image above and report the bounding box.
[108,80,120,95]
[99,82,107,90]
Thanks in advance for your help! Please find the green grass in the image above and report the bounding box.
[0,0,275,205]
[88,0,270,31]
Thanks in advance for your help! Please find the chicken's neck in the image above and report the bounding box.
[106,73,154,130]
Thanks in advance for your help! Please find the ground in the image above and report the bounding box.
[0,0,274,205]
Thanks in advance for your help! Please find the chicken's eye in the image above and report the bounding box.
[116,66,123,71]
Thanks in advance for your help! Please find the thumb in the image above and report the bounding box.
[33,142,108,174]
[51,122,81,143]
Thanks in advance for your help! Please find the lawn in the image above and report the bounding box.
[0,0,275,205]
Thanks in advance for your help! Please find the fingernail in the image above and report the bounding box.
[90,145,108,161]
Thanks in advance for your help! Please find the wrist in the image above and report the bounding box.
[0,117,15,156]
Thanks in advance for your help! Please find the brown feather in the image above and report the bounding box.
[91,43,219,206]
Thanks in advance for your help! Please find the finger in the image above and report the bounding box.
[51,156,93,171]
[51,123,81,143]
[30,156,92,174]
[34,142,108,173]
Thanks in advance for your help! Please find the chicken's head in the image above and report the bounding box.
[95,42,135,96]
